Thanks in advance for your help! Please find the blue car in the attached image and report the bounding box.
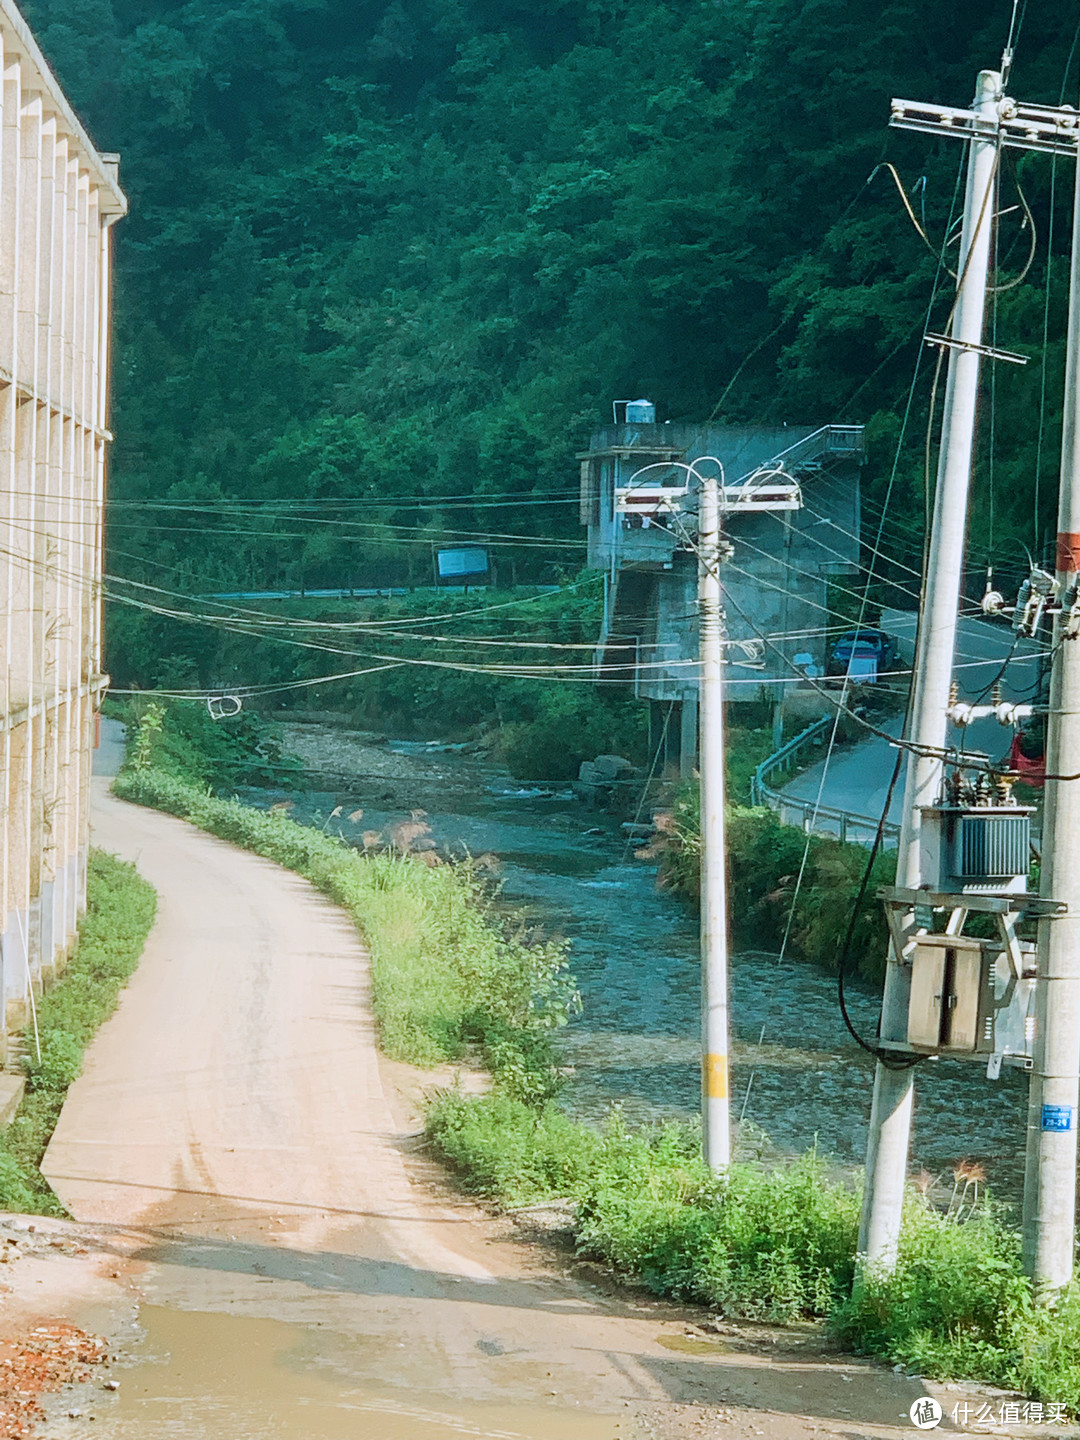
[826,628,899,681]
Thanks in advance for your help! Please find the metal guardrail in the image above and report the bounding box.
[731,423,865,484]
[767,794,902,848]
[751,717,902,848]
[750,718,831,806]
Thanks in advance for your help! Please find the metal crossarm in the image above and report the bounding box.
[891,96,1080,157]
[924,333,1029,366]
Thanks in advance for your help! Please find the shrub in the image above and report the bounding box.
[121,696,301,789]
[661,791,894,982]
[0,1151,37,1212]
[724,726,777,806]
[425,1089,600,1203]
[499,688,647,782]
[834,1198,1080,1409]
[576,1127,859,1320]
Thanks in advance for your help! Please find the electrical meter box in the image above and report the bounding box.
[907,933,1035,1061]
[920,805,1034,896]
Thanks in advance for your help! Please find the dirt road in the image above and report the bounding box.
[27,768,954,1438]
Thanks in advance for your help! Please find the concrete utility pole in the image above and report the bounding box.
[1022,122,1080,1295]
[698,465,731,1169]
[860,71,1002,1268]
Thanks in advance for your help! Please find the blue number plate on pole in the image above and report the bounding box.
[1041,1105,1076,1132]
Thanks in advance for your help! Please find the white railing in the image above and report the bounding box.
[751,717,901,847]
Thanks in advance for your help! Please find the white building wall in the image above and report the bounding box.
[0,0,125,1053]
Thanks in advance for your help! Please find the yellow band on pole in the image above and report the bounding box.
[704,1053,728,1099]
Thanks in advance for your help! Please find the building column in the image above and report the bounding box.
[680,692,699,777]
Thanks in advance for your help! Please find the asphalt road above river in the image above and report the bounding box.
[781,610,1043,829]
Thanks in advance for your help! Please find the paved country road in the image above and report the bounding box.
[781,611,1043,833]
[31,745,954,1438]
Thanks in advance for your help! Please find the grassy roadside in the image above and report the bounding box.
[112,764,576,1102]
[0,851,157,1213]
[426,1091,1080,1405]
[113,706,1080,1412]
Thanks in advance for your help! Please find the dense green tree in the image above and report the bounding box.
[20,0,1080,662]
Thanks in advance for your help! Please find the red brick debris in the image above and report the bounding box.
[0,1323,108,1438]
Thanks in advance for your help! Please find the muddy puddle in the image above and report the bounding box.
[242,731,1029,1201]
[59,1306,621,1440]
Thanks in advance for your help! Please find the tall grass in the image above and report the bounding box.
[0,851,157,1213]
[113,764,577,1100]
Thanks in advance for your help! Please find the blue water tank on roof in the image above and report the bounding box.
[625,398,656,424]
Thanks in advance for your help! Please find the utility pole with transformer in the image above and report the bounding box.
[860,65,1080,1293]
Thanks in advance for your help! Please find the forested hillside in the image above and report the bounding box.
[22,0,1080,668]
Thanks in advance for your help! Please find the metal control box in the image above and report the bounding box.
[907,933,1035,1061]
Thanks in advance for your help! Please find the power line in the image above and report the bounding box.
[103,518,585,550]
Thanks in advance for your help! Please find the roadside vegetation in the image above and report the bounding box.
[111,694,302,789]
[115,707,577,1101]
[658,783,895,982]
[114,702,1080,1410]
[0,852,157,1214]
[428,1089,1080,1407]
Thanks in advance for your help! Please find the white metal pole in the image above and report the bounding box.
[1022,108,1080,1294]
[860,70,1001,1268]
[699,465,731,1169]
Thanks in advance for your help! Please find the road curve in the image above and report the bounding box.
[37,764,941,1438]
[45,779,488,1277]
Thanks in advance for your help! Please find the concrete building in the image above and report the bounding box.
[0,0,125,1056]
[580,408,864,772]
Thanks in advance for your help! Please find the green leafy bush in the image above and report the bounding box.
[576,1122,859,1320]
[499,688,647,781]
[425,1089,600,1203]
[661,789,894,982]
[120,697,301,789]
[0,1151,36,1213]
[834,1201,1080,1407]
[113,763,578,1089]
[26,1030,84,1096]
[724,726,777,806]
[0,851,157,1213]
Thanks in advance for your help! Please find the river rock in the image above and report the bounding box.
[592,754,635,780]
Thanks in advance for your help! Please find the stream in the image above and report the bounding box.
[245,725,1030,1203]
